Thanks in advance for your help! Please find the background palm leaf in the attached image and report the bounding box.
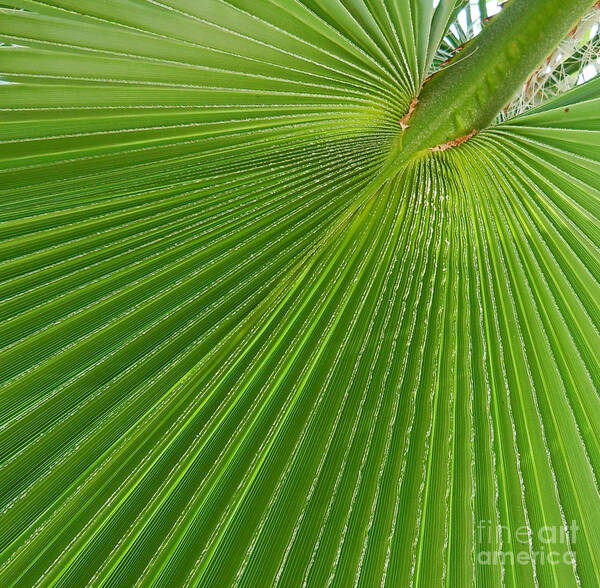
[0,1,599,586]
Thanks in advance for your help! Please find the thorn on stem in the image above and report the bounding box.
[429,129,478,152]
[399,97,419,131]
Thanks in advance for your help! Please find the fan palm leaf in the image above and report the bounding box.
[0,0,599,586]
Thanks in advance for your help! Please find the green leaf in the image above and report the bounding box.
[0,1,599,586]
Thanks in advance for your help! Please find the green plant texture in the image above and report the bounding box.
[0,0,600,586]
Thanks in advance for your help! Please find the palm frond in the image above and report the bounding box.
[0,1,599,586]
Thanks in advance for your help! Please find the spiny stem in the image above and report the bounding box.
[387,0,596,168]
